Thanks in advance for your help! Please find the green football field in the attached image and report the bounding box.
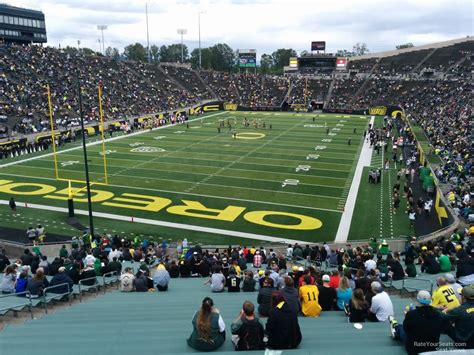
[0,111,372,245]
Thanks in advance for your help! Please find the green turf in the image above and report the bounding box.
[0,112,370,244]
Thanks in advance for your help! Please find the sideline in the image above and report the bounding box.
[0,112,226,168]
[334,116,375,242]
[0,199,309,245]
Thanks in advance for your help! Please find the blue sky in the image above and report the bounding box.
[9,0,473,56]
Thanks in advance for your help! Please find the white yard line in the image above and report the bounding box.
[0,112,226,169]
[0,199,309,244]
[0,172,341,213]
[334,116,375,242]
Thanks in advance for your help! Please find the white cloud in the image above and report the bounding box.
[7,0,473,56]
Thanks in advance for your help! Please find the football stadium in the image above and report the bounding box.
[0,1,473,354]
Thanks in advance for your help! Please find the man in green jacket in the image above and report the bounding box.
[443,284,474,349]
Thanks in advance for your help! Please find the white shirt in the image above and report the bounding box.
[364,259,377,271]
[370,291,394,321]
[108,250,122,262]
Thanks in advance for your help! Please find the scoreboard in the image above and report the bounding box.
[298,56,336,68]
[238,49,256,68]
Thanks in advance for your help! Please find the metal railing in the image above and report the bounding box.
[0,291,33,319]
[78,277,99,302]
[102,271,119,293]
[43,283,72,314]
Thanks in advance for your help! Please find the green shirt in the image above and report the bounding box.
[437,255,451,272]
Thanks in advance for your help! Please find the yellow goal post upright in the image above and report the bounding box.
[46,83,110,205]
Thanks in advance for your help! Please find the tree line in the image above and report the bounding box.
[61,41,423,74]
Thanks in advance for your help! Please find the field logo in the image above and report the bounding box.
[0,180,323,231]
[282,179,299,187]
[223,102,238,111]
[235,133,265,140]
[322,139,332,143]
[130,147,165,153]
[295,165,311,172]
[314,145,326,150]
[306,154,319,160]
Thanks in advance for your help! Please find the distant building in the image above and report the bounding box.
[0,4,47,44]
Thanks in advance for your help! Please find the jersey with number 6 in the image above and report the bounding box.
[299,284,322,317]
[431,285,460,310]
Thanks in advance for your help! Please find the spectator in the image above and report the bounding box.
[265,291,302,350]
[134,267,150,292]
[49,267,73,294]
[444,273,463,301]
[120,267,135,292]
[253,250,262,268]
[387,254,405,280]
[336,277,353,311]
[80,262,97,286]
[230,301,265,351]
[20,248,33,266]
[281,276,300,314]
[187,297,225,351]
[345,288,368,323]
[438,250,452,272]
[153,263,170,291]
[15,267,30,294]
[368,281,394,322]
[226,268,241,292]
[26,267,49,298]
[431,277,460,311]
[102,257,122,275]
[0,248,11,272]
[442,284,474,349]
[299,275,322,317]
[1,265,17,294]
[456,250,474,286]
[329,270,341,289]
[257,277,274,317]
[59,245,69,259]
[241,271,256,292]
[204,267,225,293]
[389,290,443,354]
[318,274,336,311]
[421,251,441,274]
[38,255,50,275]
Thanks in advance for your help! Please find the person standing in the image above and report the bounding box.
[9,197,18,216]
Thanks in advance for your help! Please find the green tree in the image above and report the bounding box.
[190,43,235,71]
[148,44,160,63]
[105,46,120,60]
[352,42,369,56]
[159,44,188,63]
[271,48,297,74]
[259,53,273,74]
[396,43,414,50]
[81,47,96,56]
[123,43,147,62]
[335,49,355,57]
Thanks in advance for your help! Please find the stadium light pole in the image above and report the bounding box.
[146,3,151,63]
[198,12,205,69]
[97,25,107,55]
[177,29,187,63]
[76,76,95,239]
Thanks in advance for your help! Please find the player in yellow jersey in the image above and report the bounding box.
[299,275,322,317]
[431,277,460,311]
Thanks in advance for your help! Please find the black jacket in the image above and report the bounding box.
[265,301,302,350]
[49,273,74,294]
[403,306,443,355]
[456,256,474,279]
[0,253,11,272]
[281,286,300,313]
[387,259,405,280]
[257,287,274,316]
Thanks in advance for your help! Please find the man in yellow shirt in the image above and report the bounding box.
[431,277,460,311]
[299,275,322,317]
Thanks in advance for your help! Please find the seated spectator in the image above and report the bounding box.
[20,248,33,266]
[299,275,321,317]
[438,250,452,272]
[281,276,300,314]
[26,267,49,298]
[30,255,40,274]
[241,271,256,292]
[253,250,262,268]
[390,290,443,353]
[345,288,368,322]
[231,301,265,351]
[444,273,463,301]
[204,267,225,292]
[442,284,474,349]
[1,265,17,294]
[80,262,97,286]
[456,250,474,286]
[153,263,170,291]
[318,274,336,311]
[168,260,180,278]
[102,257,122,275]
[66,262,81,285]
[59,245,69,259]
[431,277,460,311]
[49,257,63,276]
[134,266,151,292]
[38,256,50,275]
[387,254,405,280]
[404,256,417,278]
[226,268,241,292]
[336,277,353,310]
[265,291,302,350]
[0,248,11,272]
[187,297,225,351]
[257,277,274,317]
[421,251,441,274]
[49,266,73,294]
[329,270,341,289]
[368,281,394,322]
[15,267,30,295]
[120,267,135,292]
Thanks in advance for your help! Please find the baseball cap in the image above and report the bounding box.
[417,290,432,305]
[292,265,299,272]
[461,284,474,300]
[322,275,330,282]
[258,270,264,276]
[421,246,428,251]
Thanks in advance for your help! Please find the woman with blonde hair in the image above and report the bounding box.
[336,276,352,310]
[187,297,225,351]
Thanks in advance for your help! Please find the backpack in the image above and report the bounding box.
[237,319,264,351]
